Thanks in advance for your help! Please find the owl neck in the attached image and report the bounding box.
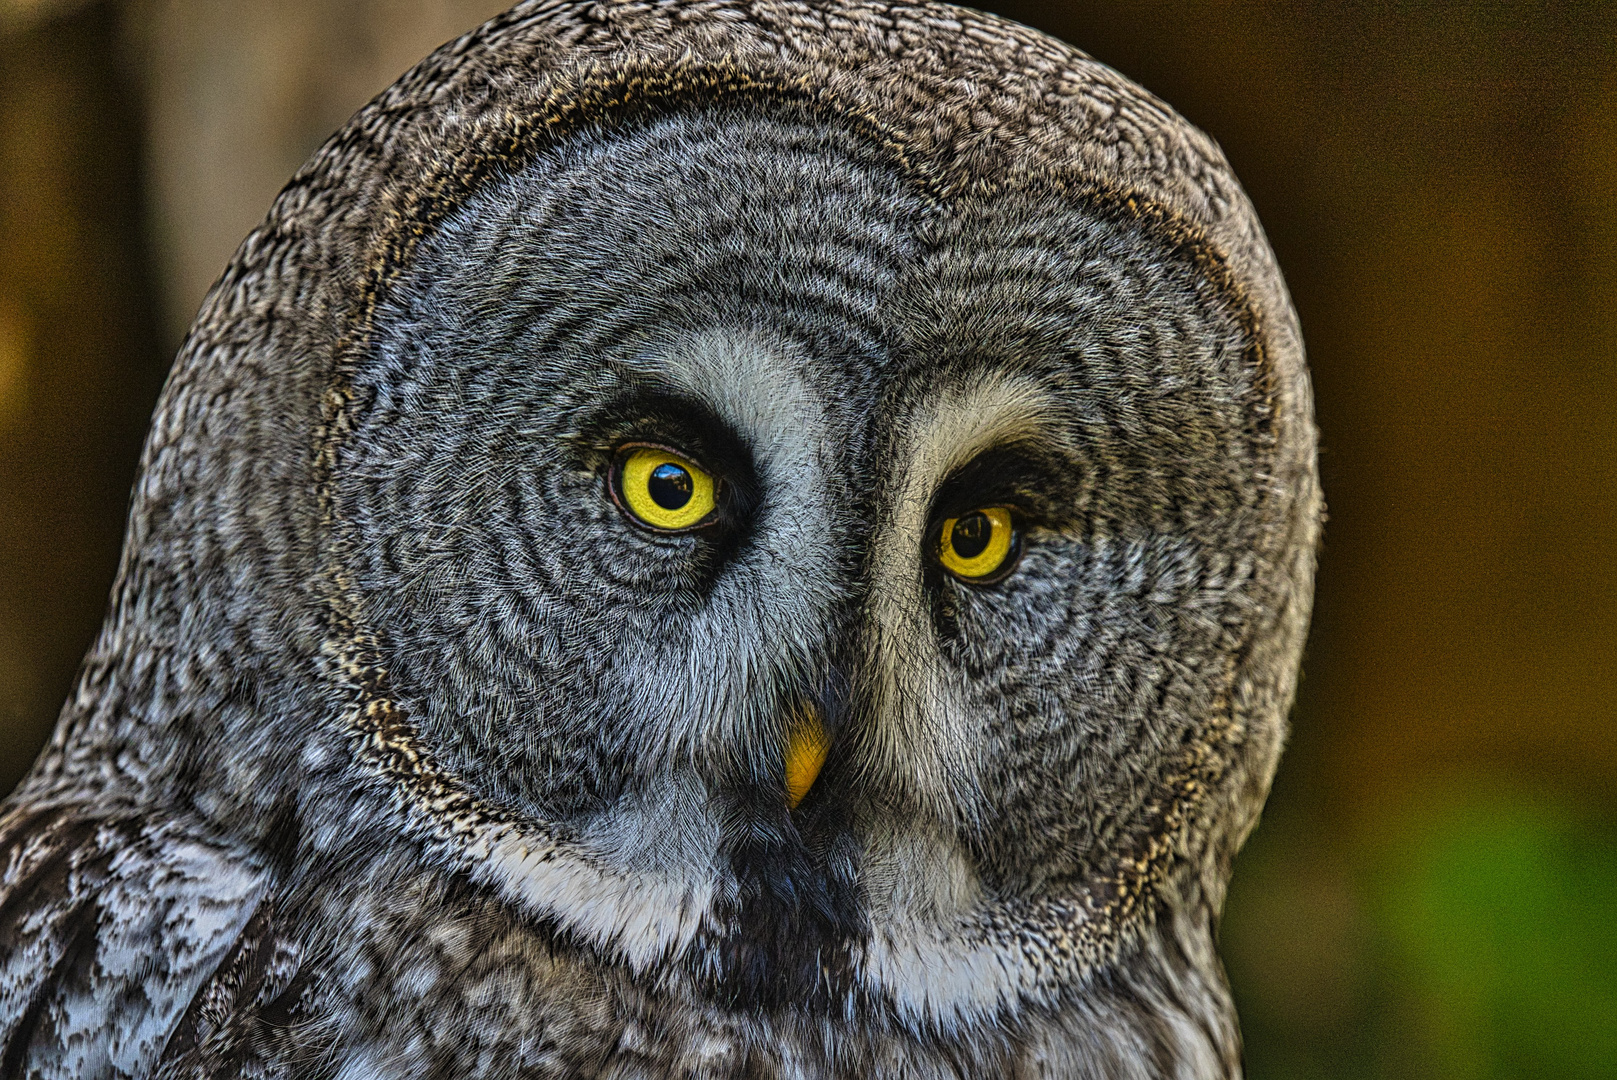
[323,679,1231,1043]
[292,828,1243,1078]
[847,874,1243,1076]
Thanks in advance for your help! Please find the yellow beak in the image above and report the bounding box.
[783,706,830,809]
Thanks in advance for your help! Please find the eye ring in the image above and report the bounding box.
[609,443,719,533]
[936,506,1021,584]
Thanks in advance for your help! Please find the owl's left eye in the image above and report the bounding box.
[611,445,718,532]
[937,506,1020,583]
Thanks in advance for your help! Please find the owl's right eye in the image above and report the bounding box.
[611,445,718,532]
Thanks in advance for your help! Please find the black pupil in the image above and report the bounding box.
[951,512,993,560]
[648,462,694,510]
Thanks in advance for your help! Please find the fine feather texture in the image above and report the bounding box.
[0,2,1320,1077]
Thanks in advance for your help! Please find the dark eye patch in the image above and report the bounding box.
[565,383,761,521]
[928,441,1088,535]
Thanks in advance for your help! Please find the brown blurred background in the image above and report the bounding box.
[2,1,1613,1077]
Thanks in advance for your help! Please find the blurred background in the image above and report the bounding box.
[1,1,1612,1076]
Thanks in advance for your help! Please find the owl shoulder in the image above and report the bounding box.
[0,796,280,1078]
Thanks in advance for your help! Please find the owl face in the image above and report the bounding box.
[334,103,1280,1018]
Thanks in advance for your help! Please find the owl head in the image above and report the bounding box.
[53,0,1318,1066]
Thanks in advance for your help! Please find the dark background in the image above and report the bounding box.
[2,2,1613,1077]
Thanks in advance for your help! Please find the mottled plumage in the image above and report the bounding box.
[0,2,1319,1077]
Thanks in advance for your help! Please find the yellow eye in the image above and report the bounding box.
[937,507,1019,582]
[614,446,717,531]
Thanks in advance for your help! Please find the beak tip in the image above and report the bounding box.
[784,714,831,810]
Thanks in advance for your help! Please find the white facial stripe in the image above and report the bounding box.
[660,329,827,491]
[864,370,1057,826]
[473,824,718,972]
[857,893,1116,1029]
[852,370,1083,1026]
[860,923,1036,1028]
[643,328,844,761]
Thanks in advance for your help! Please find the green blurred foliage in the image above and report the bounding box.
[1376,795,1617,1080]
[1227,791,1617,1080]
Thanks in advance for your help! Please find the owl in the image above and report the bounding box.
[0,1,1319,1077]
